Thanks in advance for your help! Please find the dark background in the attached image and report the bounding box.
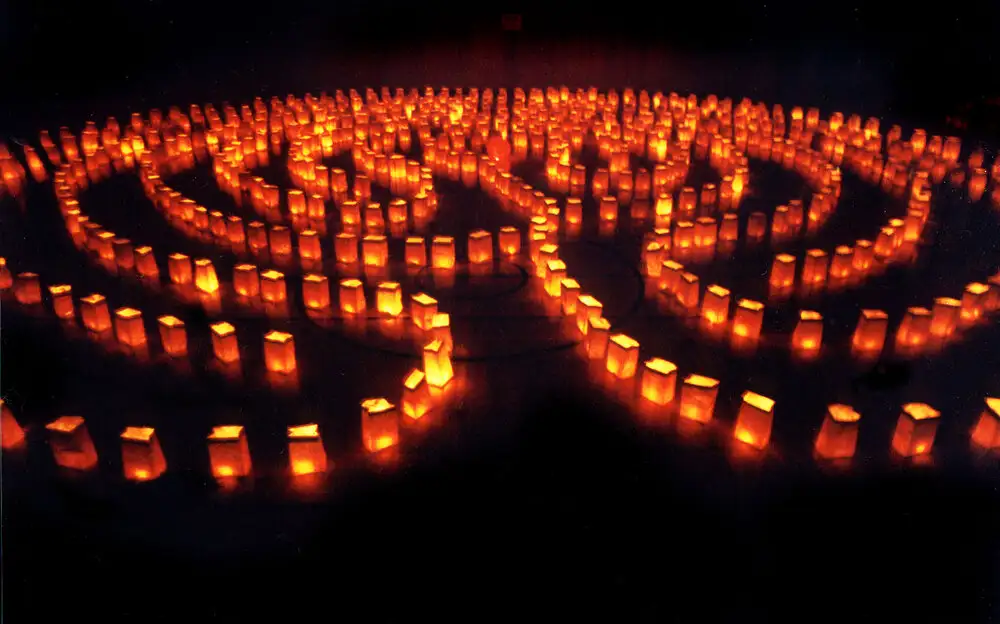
[3,1,1000,622]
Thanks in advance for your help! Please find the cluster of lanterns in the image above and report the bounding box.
[2,85,1000,488]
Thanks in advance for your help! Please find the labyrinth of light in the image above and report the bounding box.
[2,86,1000,486]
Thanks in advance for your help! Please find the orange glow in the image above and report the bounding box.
[1,400,25,449]
[895,306,932,352]
[732,299,764,342]
[269,225,293,256]
[194,258,219,293]
[770,254,796,289]
[892,403,940,457]
[263,330,296,374]
[302,273,331,309]
[679,374,720,423]
[46,416,98,470]
[498,226,521,256]
[802,249,829,285]
[673,220,694,249]
[339,278,366,315]
[852,309,888,355]
[960,282,989,323]
[298,229,322,262]
[208,425,252,478]
[468,230,494,264]
[792,310,823,354]
[288,424,327,475]
[676,272,700,309]
[605,334,640,379]
[335,233,360,264]
[405,236,427,267]
[576,295,604,335]
[700,284,731,325]
[734,391,775,450]
[14,272,42,305]
[157,315,187,356]
[599,196,618,222]
[402,369,432,420]
[560,278,581,315]
[660,260,684,294]
[431,236,457,269]
[121,426,167,481]
[233,264,260,298]
[376,281,403,316]
[80,294,112,332]
[210,321,240,363]
[362,235,389,268]
[815,404,861,460]
[423,339,454,387]
[971,397,1000,450]
[431,313,452,352]
[578,315,609,359]
[929,297,960,338]
[114,307,147,347]
[361,398,399,453]
[640,358,678,405]
[544,260,567,297]
[260,269,287,303]
[167,253,193,285]
[47,284,74,320]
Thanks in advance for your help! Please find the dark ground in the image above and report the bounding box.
[2,1,1000,622]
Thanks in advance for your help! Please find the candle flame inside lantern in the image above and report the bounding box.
[814,404,861,460]
[263,330,296,374]
[679,374,720,423]
[971,397,1000,450]
[361,398,399,453]
[208,425,252,478]
[605,334,640,379]
[423,339,454,387]
[121,426,167,481]
[194,258,219,293]
[376,281,403,316]
[402,369,432,420]
[287,424,327,475]
[734,391,776,450]
[45,416,98,470]
[1,400,25,449]
[892,403,940,457]
[640,358,678,405]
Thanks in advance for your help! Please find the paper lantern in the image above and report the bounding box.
[14,272,42,305]
[113,238,135,270]
[852,309,888,355]
[929,297,960,338]
[677,272,700,309]
[701,284,731,325]
[431,236,456,269]
[585,317,612,359]
[814,404,861,460]
[167,253,193,285]
[340,199,362,227]
[960,282,989,323]
[402,369,432,420]
[423,339,454,387]
[49,284,75,319]
[565,198,583,224]
[410,293,438,330]
[895,306,932,352]
[210,321,240,363]
[46,416,98,470]
[114,307,146,347]
[719,213,738,241]
[288,189,307,216]
[364,203,385,233]
[399,236,425,267]
[770,254,796,289]
[468,230,493,264]
[359,235,387,269]
[694,217,717,248]
[233,264,260,297]
[234,217,255,248]
[121,426,167,481]
[802,249,829,284]
[1,399,25,449]
[829,246,854,280]
[339,278,366,315]
[678,187,697,214]
[541,259,567,298]
[287,424,327,475]
[208,425,251,478]
[640,358,678,405]
[660,260,684,294]
[971,397,1000,450]
[257,270,286,304]
[679,375,720,423]
[605,334,640,379]
[298,229,322,262]
[335,233,359,264]
[134,246,159,277]
[576,295,604,335]
[734,391,776,450]
[361,398,399,452]
[747,212,768,239]
[192,258,219,294]
[673,220,694,250]
[792,310,823,354]
[599,196,618,222]
[891,403,940,457]
[431,312,453,352]
[263,330,296,374]
[0,257,11,290]
[376,281,403,316]
[157,315,187,356]
[78,293,111,332]
[561,278,581,315]
[732,299,764,342]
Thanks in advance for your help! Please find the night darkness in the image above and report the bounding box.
[3,1,1000,622]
